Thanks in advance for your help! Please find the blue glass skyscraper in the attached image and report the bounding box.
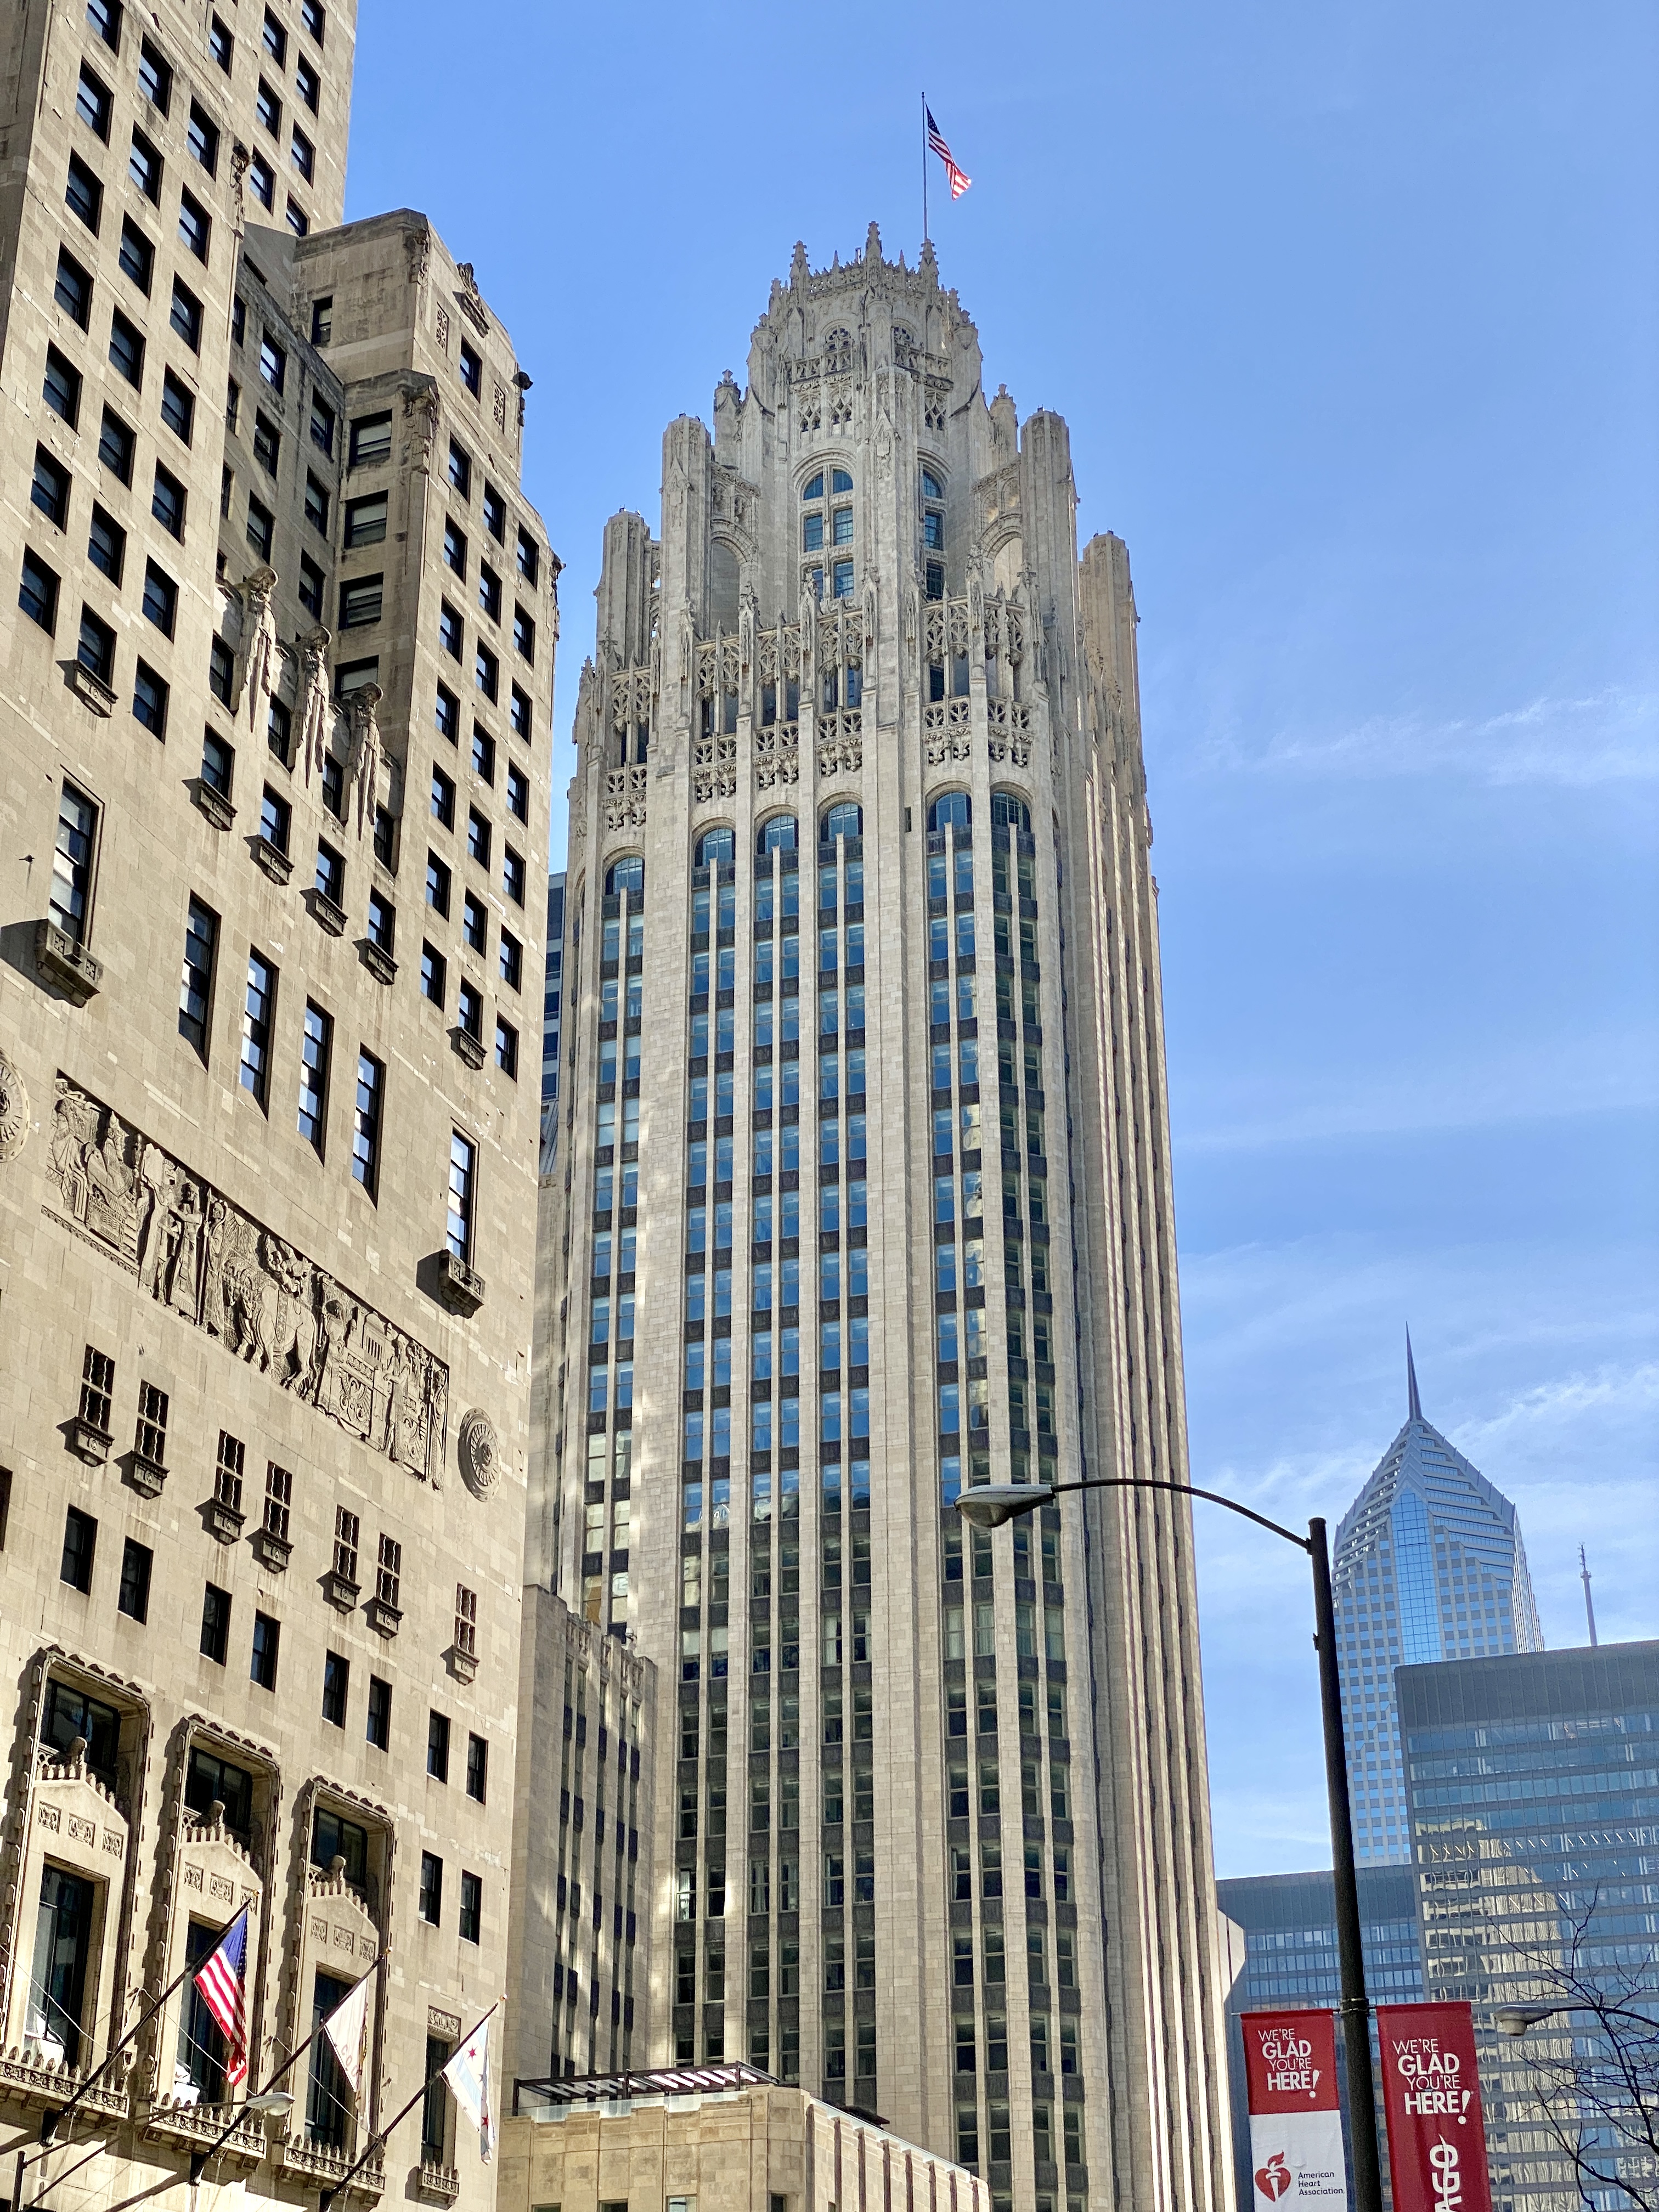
[1333,1340,1544,1862]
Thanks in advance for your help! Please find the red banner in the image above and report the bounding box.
[1242,2010,1347,2210]
[1376,2003,1492,2212]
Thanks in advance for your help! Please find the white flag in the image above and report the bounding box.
[323,1974,371,2102]
[441,2017,493,2164]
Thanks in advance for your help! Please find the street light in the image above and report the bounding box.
[957,1474,1385,2212]
[1496,2000,1657,2038]
[187,2087,295,2184]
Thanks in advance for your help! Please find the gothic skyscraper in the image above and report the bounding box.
[523,227,1232,2212]
[1334,1341,1545,1863]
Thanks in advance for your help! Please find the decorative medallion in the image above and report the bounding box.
[457,1409,500,1500]
[0,1051,29,1162]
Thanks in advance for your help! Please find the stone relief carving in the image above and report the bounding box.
[44,1075,450,1483]
[238,566,280,737]
[0,1051,30,1163]
[402,383,440,474]
[295,625,332,787]
[403,224,430,293]
[454,262,490,335]
[456,1410,500,1501]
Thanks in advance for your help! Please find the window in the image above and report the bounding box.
[178,188,210,259]
[310,292,332,343]
[502,846,524,905]
[19,550,59,634]
[513,605,535,662]
[366,887,394,952]
[351,411,391,466]
[151,462,185,538]
[128,128,161,201]
[344,492,386,546]
[93,410,137,492]
[465,808,490,868]
[201,727,234,800]
[291,127,314,181]
[240,950,275,1102]
[302,0,324,39]
[132,659,168,737]
[257,333,285,391]
[435,685,460,744]
[160,369,194,443]
[430,767,456,828]
[76,65,112,139]
[263,1462,292,1548]
[187,101,219,173]
[50,783,98,943]
[86,508,125,588]
[297,54,320,111]
[293,1000,330,1150]
[253,410,280,472]
[352,1050,382,1191]
[477,564,501,622]
[32,448,71,529]
[60,1506,97,1592]
[54,249,92,327]
[200,1582,230,1663]
[251,148,278,207]
[419,941,446,1007]
[456,979,482,1040]
[141,558,177,636]
[259,785,290,855]
[426,1709,450,1782]
[246,494,274,561]
[366,1677,391,1751]
[311,1805,366,1883]
[419,1852,442,1925]
[339,574,382,629]
[262,8,287,63]
[516,526,539,584]
[304,471,329,531]
[333,1507,359,1586]
[475,643,498,701]
[505,763,528,824]
[459,338,482,397]
[426,851,452,915]
[134,1380,167,1468]
[321,1650,348,1726]
[65,154,102,233]
[448,439,471,496]
[438,602,463,658]
[179,896,217,1053]
[251,1611,280,1690]
[43,347,81,427]
[208,14,232,69]
[256,76,283,131]
[498,929,522,989]
[29,1865,97,2068]
[299,553,325,618]
[315,840,345,905]
[117,217,153,291]
[77,605,114,683]
[494,1019,517,1078]
[510,684,532,741]
[447,1131,476,1259]
[167,278,202,352]
[118,1536,152,1621]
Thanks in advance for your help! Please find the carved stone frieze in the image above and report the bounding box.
[43,1076,450,1483]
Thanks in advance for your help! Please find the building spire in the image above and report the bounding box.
[1406,1329,1422,1422]
[1581,1547,1599,1646]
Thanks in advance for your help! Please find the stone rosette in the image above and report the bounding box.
[0,1051,29,1163]
[457,1409,500,1500]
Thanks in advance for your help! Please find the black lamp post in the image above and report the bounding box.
[955,1475,1384,2212]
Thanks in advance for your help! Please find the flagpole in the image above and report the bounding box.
[38,1949,206,2146]
[188,1950,387,2185]
[318,2000,498,2212]
[921,91,929,245]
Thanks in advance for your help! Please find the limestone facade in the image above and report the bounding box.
[528,230,1233,2212]
[0,9,554,2212]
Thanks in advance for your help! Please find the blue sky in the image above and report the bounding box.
[346,1,1659,1875]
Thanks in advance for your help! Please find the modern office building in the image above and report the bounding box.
[1401,1641,1659,2212]
[1216,1867,1424,2208]
[1334,1344,1544,1863]
[522,227,1233,2212]
[0,5,554,2212]
[539,870,566,1166]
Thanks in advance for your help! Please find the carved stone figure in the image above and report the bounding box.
[238,567,279,738]
[402,385,439,475]
[136,1141,173,1297]
[457,1410,500,1501]
[0,1051,29,1163]
[345,684,383,837]
[296,626,332,785]
[403,222,430,292]
[165,1182,205,1316]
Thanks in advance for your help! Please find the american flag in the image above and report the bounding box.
[926,108,972,200]
[193,1905,251,2089]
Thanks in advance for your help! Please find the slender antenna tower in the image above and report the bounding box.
[1579,1547,1599,1647]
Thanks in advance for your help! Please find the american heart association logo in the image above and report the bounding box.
[1256,2153,1293,2202]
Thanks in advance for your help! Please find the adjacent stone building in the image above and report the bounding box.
[524,228,1233,2212]
[0,7,555,2212]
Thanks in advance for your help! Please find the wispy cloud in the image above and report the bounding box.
[1197,686,1659,787]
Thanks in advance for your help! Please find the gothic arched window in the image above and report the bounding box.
[820,802,862,844]
[695,827,735,868]
[757,813,798,855]
[927,791,971,833]
[802,468,855,602]
[922,467,946,601]
[990,790,1030,832]
[605,855,644,895]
